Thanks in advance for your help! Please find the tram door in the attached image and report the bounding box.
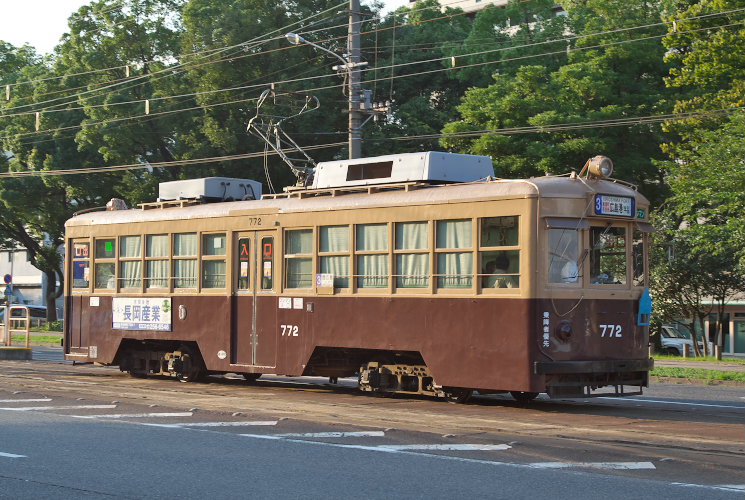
[231,230,277,368]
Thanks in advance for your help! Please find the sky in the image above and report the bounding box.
[3,0,409,55]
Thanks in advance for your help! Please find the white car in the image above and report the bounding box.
[660,325,712,356]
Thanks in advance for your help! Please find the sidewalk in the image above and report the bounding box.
[654,359,745,372]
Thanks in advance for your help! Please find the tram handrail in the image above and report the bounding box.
[3,305,31,348]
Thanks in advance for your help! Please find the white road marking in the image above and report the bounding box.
[0,405,117,411]
[0,452,26,458]
[270,431,385,438]
[57,379,100,385]
[72,412,193,419]
[379,444,512,451]
[598,397,744,409]
[0,398,52,403]
[670,483,745,492]
[177,421,278,427]
[529,462,656,470]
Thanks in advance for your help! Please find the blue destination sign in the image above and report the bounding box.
[594,194,634,217]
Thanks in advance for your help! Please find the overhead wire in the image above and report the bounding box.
[2,105,742,178]
[1,0,529,112]
[0,1,349,113]
[3,12,742,140]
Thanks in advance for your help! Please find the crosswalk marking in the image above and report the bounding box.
[0,398,52,403]
[72,412,193,419]
[0,405,117,411]
[529,462,656,470]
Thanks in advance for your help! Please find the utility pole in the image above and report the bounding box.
[285,0,390,161]
[348,0,362,159]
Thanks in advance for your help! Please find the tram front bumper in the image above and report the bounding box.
[534,358,654,399]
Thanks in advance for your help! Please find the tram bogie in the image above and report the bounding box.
[64,151,654,403]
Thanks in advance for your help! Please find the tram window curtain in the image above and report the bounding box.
[320,256,349,288]
[319,226,350,288]
[396,222,429,288]
[320,226,349,252]
[120,261,142,288]
[436,219,471,249]
[437,252,473,288]
[356,224,388,288]
[436,219,473,288]
[147,261,169,288]
[356,224,387,252]
[147,235,169,257]
[286,229,313,288]
[174,233,197,289]
[174,260,197,288]
[120,236,141,258]
[174,233,197,256]
[146,234,169,288]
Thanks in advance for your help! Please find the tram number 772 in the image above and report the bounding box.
[600,324,623,338]
[281,325,299,337]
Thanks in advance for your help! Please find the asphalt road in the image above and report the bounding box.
[0,348,741,499]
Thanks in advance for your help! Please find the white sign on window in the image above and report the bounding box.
[112,297,172,331]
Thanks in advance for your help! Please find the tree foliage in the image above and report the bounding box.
[441,0,674,205]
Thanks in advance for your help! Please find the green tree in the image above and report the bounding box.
[662,0,745,149]
[361,0,474,155]
[441,0,675,204]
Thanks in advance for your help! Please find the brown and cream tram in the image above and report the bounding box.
[64,151,654,402]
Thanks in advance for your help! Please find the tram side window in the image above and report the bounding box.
[146,234,169,289]
[261,237,274,290]
[94,238,116,289]
[120,235,142,289]
[174,233,197,289]
[319,226,350,288]
[285,229,313,288]
[548,229,580,284]
[237,238,250,290]
[395,222,429,288]
[632,229,645,287]
[479,217,519,288]
[202,233,226,288]
[356,223,389,288]
[72,241,90,288]
[436,219,473,289]
[590,226,627,285]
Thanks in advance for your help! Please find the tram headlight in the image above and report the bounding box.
[587,155,614,179]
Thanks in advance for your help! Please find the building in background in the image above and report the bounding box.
[408,0,565,17]
[0,247,64,319]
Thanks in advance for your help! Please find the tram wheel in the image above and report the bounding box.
[124,351,148,379]
[174,346,205,383]
[444,388,473,404]
[242,373,262,384]
[510,391,539,402]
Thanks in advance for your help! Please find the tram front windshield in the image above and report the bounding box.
[548,224,646,287]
